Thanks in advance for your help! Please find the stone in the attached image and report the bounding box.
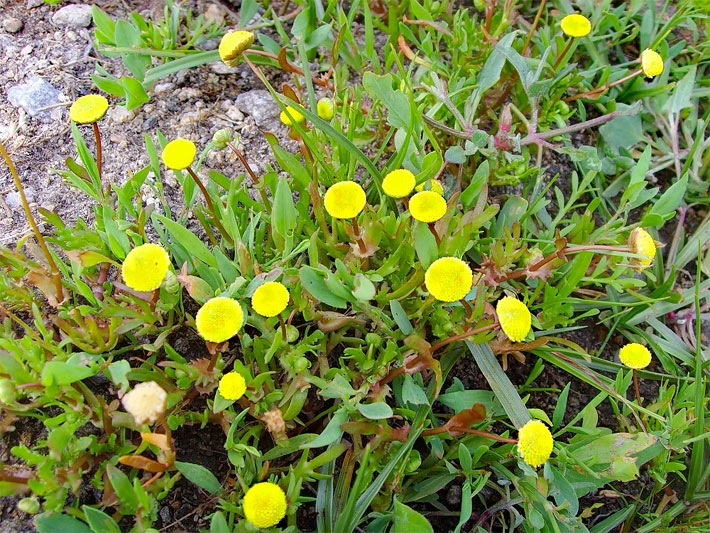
[153,82,174,95]
[108,105,137,124]
[7,76,66,123]
[52,4,93,28]
[204,4,225,26]
[235,90,281,127]
[5,187,35,210]
[3,18,23,33]
[210,62,238,75]
[26,0,44,8]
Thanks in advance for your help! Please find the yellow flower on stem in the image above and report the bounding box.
[382,169,416,198]
[122,381,167,425]
[219,372,246,400]
[69,95,109,124]
[317,98,334,120]
[218,30,254,66]
[627,227,656,268]
[619,343,652,369]
[560,14,591,38]
[324,181,366,219]
[279,106,305,126]
[640,49,664,78]
[517,419,554,467]
[415,179,444,196]
[409,190,447,223]
[162,139,196,170]
[252,281,289,317]
[243,482,287,528]
[121,243,170,292]
[424,257,473,302]
[496,297,532,342]
[195,297,244,343]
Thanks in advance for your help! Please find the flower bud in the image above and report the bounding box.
[212,128,233,149]
[18,498,40,514]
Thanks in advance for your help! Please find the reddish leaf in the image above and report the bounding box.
[443,404,487,436]
[118,455,166,473]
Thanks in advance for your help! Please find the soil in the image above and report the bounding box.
[0,1,701,532]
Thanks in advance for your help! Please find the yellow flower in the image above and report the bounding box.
[619,343,652,370]
[628,227,656,268]
[640,49,664,78]
[279,106,305,126]
[424,257,473,302]
[317,98,334,120]
[382,169,416,198]
[121,243,170,292]
[219,372,246,400]
[162,139,196,170]
[122,382,167,425]
[218,30,254,66]
[196,297,244,343]
[496,297,532,342]
[324,181,366,219]
[517,419,554,467]
[560,14,591,38]
[409,190,447,223]
[243,482,287,529]
[415,179,444,196]
[69,94,109,124]
[252,281,289,317]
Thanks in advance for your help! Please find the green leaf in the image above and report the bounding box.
[119,77,149,110]
[82,506,121,533]
[352,273,376,301]
[642,174,688,227]
[175,461,222,494]
[41,361,95,387]
[362,73,411,129]
[402,375,428,406]
[272,178,297,241]
[36,514,93,533]
[476,32,516,94]
[413,221,437,268]
[391,498,434,533]
[569,433,658,482]
[600,109,642,151]
[210,511,231,533]
[466,342,530,428]
[114,20,149,81]
[390,300,413,335]
[303,408,348,448]
[461,161,489,208]
[357,402,393,419]
[144,50,219,84]
[300,266,348,309]
[444,146,466,164]
[106,464,138,514]
[153,213,217,268]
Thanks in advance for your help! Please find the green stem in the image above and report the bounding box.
[0,142,63,303]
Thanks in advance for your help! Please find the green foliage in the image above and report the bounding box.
[1,0,709,532]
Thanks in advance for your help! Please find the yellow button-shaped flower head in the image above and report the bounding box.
[382,169,416,199]
[121,243,171,292]
[122,381,167,425]
[243,482,287,529]
[162,139,196,170]
[415,179,444,196]
[219,30,254,65]
[560,14,591,38]
[496,296,532,342]
[219,372,246,400]
[324,181,366,219]
[279,106,305,126]
[619,343,652,370]
[424,257,473,302]
[317,98,334,120]
[627,227,656,268]
[252,281,289,317]
[70,94,109,124]
[410,190,447,223]
[196,297,244,343]
[640,49,663,78]
[517,419,554,467]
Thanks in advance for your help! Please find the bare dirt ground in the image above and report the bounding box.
[0,0,295,247]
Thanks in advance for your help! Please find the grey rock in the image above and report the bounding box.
[7,76,65,123]
[108,105,137,124]
[210,61,239,75]
[5,187,35,210]
[153,82,174,94]
[3,18,23,33]
[52,4,93,28]
[142,117,158,131]
[235,90,280,127]
[196,37,219,51]
[26,0,44,8]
